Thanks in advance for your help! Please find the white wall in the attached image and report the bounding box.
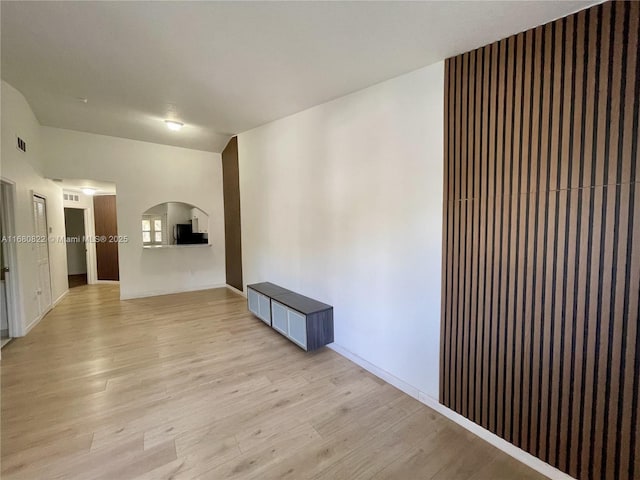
[41,127,226,299]
[64,208,87,275]
[1,81,69,334]
[238,62,444,398]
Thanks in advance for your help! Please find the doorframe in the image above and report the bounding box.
[63,206,96,285]
[1,178,24,337]
[62,190,99,284]
[31,191,53,317]
[84,207,98,284]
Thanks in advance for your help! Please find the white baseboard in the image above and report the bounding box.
[329,343,421,398]
[120,283,228,300]
[23,289,69,336]
[328,343,575,480]
[418,395,575,480]
[24,309,48,336]
[24,314,43,336]
[95,280,119,284]
[53,289,68,307]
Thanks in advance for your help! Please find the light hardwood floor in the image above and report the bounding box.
[1,285,545,479]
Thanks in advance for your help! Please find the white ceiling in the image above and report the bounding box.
[1,1,599,153]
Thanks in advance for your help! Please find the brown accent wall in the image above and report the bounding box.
[222,136,243,291]
[440,2,639,479]
[93,195,119,281]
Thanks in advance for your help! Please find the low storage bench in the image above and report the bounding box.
[247,282,334,351]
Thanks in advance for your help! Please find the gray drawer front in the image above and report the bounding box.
[258,294,271,324]
[271,301,288,335]
[287,309,307,350]
[247,288,260,316]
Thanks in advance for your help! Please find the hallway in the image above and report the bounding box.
[1,285,544,479]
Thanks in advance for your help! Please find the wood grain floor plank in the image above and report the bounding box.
[1,285,545,480]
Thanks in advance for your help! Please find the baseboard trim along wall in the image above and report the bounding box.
[24,310,45,336]
[23,289,69,336]
[52,289,68,307]
[120,283,228,300]
[328,343,574,480]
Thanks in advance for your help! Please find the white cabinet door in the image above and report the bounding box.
[247,289,260,316]
[287,309,307,350]
[248,288,270,325]
[271,301,288,335]
[257,294,271,325]
[190,208,208,233]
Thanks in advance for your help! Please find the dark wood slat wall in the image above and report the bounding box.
[440,2,640,479]
[222,136,244,291]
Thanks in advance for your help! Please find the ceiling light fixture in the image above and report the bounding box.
[165,120,184,131]
[81,188,96,196]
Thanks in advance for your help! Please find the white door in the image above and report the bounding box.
[1,181,16,342]
[0,276,7,339]
[33,195,52,315]
[0,205,8,341]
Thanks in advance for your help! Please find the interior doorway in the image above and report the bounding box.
[0,181,17,347]
[1,217,9,346]
[59,180,118,284]
[64,208,88,288]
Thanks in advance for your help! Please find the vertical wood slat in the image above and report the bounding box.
[444,55,457,408]
[458,51,469,414]
[541,18,564,461]
[617,5,640,480]
[468,46,482,424]
[491,37,506,434]
[510,30,526,445]
[501,33,516,440]
[581,3,609,477]
[521,25,541,452]
[534,21,553,457]
[604,3,630,477]
[547,16,567,465]
[550,16,580,468]
[451,52,462,412]
[440,3,639,479]
[569,8,596,478]
[478,44,492,425]
[462,49,475,419]
[440,58,450,406]
[515,27,533,449]
[592,2,620,477]
[481,42,498,430]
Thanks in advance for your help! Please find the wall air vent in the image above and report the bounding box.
[63,191,80,202]
[16,136,26,153]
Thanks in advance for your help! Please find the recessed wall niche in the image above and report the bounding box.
[142,202,209,248]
